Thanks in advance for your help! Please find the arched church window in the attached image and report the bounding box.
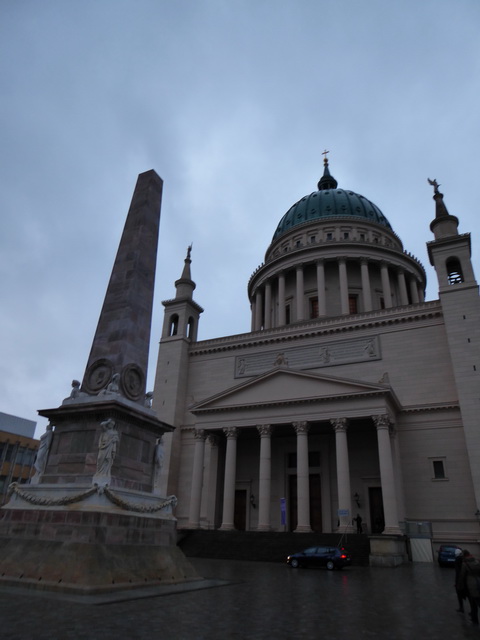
[169,314,179,336]
[187,316,195,339]
[446,258,464,285]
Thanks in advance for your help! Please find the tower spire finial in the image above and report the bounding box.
[318,150,337,190]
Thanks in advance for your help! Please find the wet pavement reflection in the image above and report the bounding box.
[1,557,480,639]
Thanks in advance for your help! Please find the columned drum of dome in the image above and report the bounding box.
[248,161,426,329]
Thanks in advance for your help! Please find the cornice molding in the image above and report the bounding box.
[189,302,443,356]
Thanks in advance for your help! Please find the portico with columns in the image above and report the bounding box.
[184,367,403,536]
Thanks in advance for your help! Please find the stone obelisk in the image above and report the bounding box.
[0,170,198,593]
[81,170,161,401]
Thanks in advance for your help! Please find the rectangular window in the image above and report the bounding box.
[432,460,446,480]
[310,297,319,319]
[285,305,291,325]
[348,295,358,314]
[431,458,447,480]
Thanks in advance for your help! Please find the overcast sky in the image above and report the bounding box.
[1,0,479,438]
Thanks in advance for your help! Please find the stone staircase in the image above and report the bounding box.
[177,529,371,566]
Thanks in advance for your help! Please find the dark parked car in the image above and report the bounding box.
[287,546,351,570]
[437,544,462,567]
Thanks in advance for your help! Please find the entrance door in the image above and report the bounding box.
[369,487,385,533]
[234,489,247,530]
[288,474,322,532]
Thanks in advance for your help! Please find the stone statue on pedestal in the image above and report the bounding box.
[31,423,54,484]
[93,419,119,486]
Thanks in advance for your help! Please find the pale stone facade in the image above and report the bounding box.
[152,163,480,551]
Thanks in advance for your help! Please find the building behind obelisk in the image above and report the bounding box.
[0,170,198,593]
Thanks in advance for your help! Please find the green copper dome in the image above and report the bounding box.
[272,161,392,241]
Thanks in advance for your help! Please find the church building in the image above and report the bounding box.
[152,158,480,552]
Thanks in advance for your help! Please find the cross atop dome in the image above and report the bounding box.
[318,151,338,191]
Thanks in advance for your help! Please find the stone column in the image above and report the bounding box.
[338,258,349,315]
[418,286,425,303]
[409,277,420,304]
[187,429,207,528]
[250,300,256,331]
[316,260,326,317]
[257,424,274,531]
[380,262,392,308]
[397,269,409,306]
[255,289,263,331]
[205,434,219,529]
[360,259,373,312]
[220,427,239,530]
[331,418,354,532]
[293,421,312,532]
[372,415,402,535]
[296,265,305,321]
[278,272,286,326]
[264,281,272,330]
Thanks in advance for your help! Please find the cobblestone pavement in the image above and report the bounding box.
[1,558,480,639]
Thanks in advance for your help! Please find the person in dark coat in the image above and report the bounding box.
[454,549,466,612]
[460,550,480,624]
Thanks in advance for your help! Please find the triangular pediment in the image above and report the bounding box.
[190,368,393,414]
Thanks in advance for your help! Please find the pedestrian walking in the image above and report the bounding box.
[460,550,480,624]
[454,549,466,613]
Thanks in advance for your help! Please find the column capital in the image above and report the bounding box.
[360,257,371,266]
[372,414,392,431]
[207,434,219,447]
[194,428,206,440]
[292,421,309,435]
[331,417,348,433]
[223,427,239,439]
[257,424,274,437]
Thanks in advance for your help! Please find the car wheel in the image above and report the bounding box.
[290,558,299,568]
[326,560,335,570]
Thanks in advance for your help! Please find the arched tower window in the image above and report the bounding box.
[446,258,464,285]
[168,314,179,336]
[187,316,195,339]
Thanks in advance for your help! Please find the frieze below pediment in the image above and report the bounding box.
[235,336,380,378]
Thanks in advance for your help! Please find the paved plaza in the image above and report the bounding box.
[1,557,479,639]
